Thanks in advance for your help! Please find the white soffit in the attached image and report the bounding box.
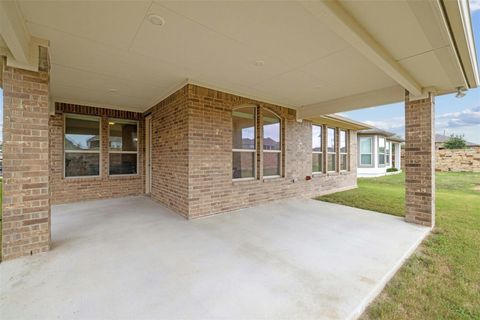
[10,0,474,114]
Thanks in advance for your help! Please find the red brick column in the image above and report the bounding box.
[1,56,51,260]
[404,91,435,227]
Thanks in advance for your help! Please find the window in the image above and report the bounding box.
[340,130,348,171]
[385,141,391,166]
[109,120,138,175]
[327,127,336,172]
[378,137,386,166]
[263,109,281,177]
[312,125,323,173]
[64,114,101,177]
[232,106,256,179]
[359,137,373,166]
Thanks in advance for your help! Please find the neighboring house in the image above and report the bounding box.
[0,1,477,261]
[435,134,480,150]
[357,128,404,177]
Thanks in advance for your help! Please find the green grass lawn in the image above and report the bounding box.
[318,172,480,320]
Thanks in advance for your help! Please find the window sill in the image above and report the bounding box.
[326,171,340,176]
[232,178,256,185]
[108,174,140,180]
[263,176,284,182]
[63,176,102,182]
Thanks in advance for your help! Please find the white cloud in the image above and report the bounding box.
[470,0,480,12]
[358,106,480,142]
[363,117,406,137]
[436,106,480,128]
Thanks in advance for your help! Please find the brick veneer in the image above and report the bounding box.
[144,84,358,219]
[186,84,357,218]
[404,91,435,227]
[49,103,145,204]
[147,86,189,217]
[1,58,51,260]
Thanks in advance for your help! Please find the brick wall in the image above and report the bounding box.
[2,61,51,260]
[436,147,480,172]
[147,86,189,217]
[186,84,357,218]
[49,103,145,204]
[404,91,435,227]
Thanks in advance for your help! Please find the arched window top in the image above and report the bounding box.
[262,109,281,151]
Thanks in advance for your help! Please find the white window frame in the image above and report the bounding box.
[262,109,282,179]
[359,136,373,167]
[378,136,386,167]
[385,141,391,166]
[108,118,139,176]
[312,124,323,174]
[340,129,348,171]
[232,106,257,181]
[327,127,337,172]
[63,113,101,179]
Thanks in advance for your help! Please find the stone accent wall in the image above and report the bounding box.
[49,103,145,204]
[435,147,480,172]
[186,85,357,218]
[147,86,189,217]
[404,91,435,227]
[1,63,51,260]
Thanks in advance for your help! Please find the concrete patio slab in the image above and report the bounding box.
[0,197,429,320]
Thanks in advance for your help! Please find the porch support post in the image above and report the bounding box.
[1,48,51,260]
[404,90,435,227]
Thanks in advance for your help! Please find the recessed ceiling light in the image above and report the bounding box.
[147,14,165,26]
[254,60,265,67]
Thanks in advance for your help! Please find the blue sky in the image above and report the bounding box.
[342,1,480,143]
[0,2,479,143]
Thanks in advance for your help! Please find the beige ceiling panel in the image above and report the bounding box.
[51,64,168,103]
[190,75,296,108]
[339,0,435,61]
[54,83,151,111]
[0,35,6,48]
[255,70,336,106]
[399,51,452,91]
[159,1,349,68]
[18,0,151,49]
[131,3,293,87]
[28,22,193,86]
[300,48,397,99]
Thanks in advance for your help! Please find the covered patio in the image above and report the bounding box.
[0,197,429,320]
[1,0,478,260]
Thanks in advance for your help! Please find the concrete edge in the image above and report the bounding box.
[346,226,431,320]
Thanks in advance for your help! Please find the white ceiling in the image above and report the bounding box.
[4,0,470,113]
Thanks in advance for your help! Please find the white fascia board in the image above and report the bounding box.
[446,0,479,88]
